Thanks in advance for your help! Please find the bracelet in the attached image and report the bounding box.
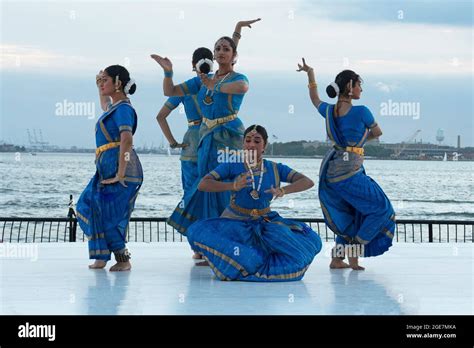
[164,70,173,78]
[233,31,241,39]
[308,82,318,89]
[233,180,238,191]
[169,142,178,148]
[280,187,286,197]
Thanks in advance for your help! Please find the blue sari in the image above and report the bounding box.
[187,160,322,282]
[164,95,203,202]
[77,100,143,260]
[168,72,248,234]
[318,102,395,257]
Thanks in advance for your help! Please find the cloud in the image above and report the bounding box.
[0,44,92,70]
[0,0,472,77]
[300,0,473,27]
[374,82,399,93]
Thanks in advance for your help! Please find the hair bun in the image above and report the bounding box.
[196,58,213,74]
[124,78,136,95]
[326,81,340,98]
[127,83,137,95]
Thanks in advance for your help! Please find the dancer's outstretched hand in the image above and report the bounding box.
[150,54,173,72]
[264,185,285,200]
[237,18,261,29]
[233,172,253,191]
[297,58,313,73]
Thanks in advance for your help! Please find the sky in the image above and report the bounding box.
[1,0,472,148]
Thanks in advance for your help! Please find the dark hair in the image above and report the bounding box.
[244,125,268,145]
[326,70,361,98]
[104,65,136,95]
[192,47,213,74]
[215,36,237,55]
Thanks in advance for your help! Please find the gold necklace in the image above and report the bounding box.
[203,72,231,105]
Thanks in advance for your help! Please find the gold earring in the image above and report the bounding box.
[114,76,121,93]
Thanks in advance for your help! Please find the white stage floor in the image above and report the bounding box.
[0,242,472,315]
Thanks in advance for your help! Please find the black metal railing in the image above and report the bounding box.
[0,217,472,243]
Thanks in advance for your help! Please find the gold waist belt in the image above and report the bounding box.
[335,145,364,156]
[230,201,271,217]
[96,142,120,157]
[202,114,237,130]
[188,119,202,127]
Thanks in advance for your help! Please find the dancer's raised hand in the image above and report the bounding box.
[96,70,105,86]
[150,54,173,72]
[297,58,313,73]
[236,18,261,29]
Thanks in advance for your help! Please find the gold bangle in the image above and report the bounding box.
[233,180,237,191]
[308,82,317,89]
[279,187,286,197]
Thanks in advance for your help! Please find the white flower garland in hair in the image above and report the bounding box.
[196,58,214,73]
[124,78,135,94]
[330,82,340,96]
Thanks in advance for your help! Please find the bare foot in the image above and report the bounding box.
[329,258,350,269]
[192,252,203,260]
[89,260,107,269]
[109,261,131,272]
[348,256,365,271]
[195,260,209,267]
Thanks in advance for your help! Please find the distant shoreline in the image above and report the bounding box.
[1,151,473,161]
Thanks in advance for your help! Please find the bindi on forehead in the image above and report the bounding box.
[215,41,231,48]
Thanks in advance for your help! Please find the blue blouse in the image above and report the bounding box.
[178,72,249,122]
[208,160,297,210]
[95,102,136,147]
[164,95,203,125]
[317,102,377,146]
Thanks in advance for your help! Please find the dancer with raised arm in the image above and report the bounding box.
[186,125,322,280]
[297,59,395,270]
[151,19,260,255]
[77,65,143,272]
[156,47,213,204]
